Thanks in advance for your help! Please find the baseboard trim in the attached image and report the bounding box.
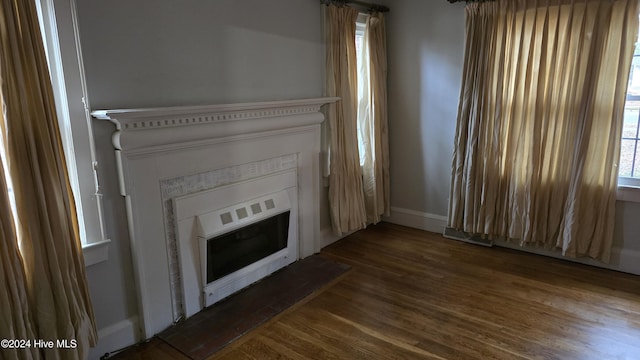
[384,207,640,276]
[384,207,448,234]
[612,247,640,275]
[495,240,640,276]
[88,316,140,360]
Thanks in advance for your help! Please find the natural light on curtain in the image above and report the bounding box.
[0,118,17,237]
[325,4,368,235]
[357,12,391,225]
[325,4,390,235]
[448,0,639,262]
[0,0,97,358]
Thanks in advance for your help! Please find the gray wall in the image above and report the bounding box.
[381,0,640,264]
[382,0,465,215]
[76,0,324,355]
[85,121,138,329]
[79,0,323,109]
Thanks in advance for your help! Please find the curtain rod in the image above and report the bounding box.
[320,0,390,13]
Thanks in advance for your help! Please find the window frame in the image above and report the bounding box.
[36,0,110,266]
[618,22,640,203]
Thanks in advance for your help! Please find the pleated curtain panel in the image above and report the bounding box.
[325,4,390,235]
[358,12,391,225]
[448,0,640,261]
[0,1,97,359]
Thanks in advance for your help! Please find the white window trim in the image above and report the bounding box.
[37,0,110,266]
[618,177,640,203]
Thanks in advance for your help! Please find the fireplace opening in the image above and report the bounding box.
[206,210,290,284]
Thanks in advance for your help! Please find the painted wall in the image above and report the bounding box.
[75,0,324,357]
[78,0,323,110]
[85,121,139,359]
[381,0,640,273]
[381,0,465,215]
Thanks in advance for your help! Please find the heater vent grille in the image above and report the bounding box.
[251,203,262,214]
[443,227,493,247]
[265,199,275,210]
[197,191,291,243]
[236,207,248,219]
[220,212,233,225]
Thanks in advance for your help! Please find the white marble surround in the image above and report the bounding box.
[93,97,338,338]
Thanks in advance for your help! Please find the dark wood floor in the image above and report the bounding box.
[115,222,640,360]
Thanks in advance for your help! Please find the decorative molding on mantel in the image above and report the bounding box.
[91,97,339,151]
[91,97,339,130]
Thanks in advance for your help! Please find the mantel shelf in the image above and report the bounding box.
[91,97,340,131]
[91,97,339,152]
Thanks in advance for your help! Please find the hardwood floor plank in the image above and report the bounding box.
[314,280,541,360]
[111,223,640,360]
[261,322,347,360]
[288,306,440,360]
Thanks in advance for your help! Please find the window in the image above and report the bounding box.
[620,20,640,189]
[32,0,109,265]
[355,16,367,165]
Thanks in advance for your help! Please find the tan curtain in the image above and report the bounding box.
[448,0,639,261]
[326,4,367,235]
[0,133,38,360]
[358,12,390,224]
[0,0,97,359]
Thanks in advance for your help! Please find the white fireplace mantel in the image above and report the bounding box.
[92,97,339,152]
[92,97,338,339]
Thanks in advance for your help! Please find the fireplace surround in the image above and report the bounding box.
[93,97,338,338]
[173,168,299,316]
